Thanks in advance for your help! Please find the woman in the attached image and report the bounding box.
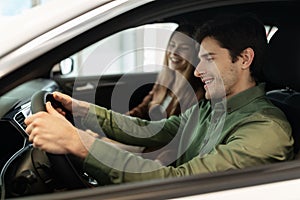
[127,24,204,120]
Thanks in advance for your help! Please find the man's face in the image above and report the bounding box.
[194,36,244,100]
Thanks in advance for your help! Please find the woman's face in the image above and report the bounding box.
[166,31,196,72]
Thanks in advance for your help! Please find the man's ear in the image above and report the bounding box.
[240,48,254,70]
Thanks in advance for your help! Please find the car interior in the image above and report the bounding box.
[264,26,300,156]
[1,0,300,199]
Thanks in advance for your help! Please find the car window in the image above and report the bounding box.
[265,25,278,42]
[54,22,178,77]
[55,23,277,77]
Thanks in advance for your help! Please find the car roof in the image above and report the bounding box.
[0,0,110,58]
[0,0,154,78]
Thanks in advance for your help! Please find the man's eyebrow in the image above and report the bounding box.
[199,52,216,59]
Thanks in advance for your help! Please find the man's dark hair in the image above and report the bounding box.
[195,14,267,83]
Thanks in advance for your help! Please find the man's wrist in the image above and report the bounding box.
[73,100,90,118]
[69,128,96,159]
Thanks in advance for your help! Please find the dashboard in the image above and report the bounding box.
[0,79,60,194]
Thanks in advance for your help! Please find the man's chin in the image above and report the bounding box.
[205,92,211,100]
[205,91,226,100]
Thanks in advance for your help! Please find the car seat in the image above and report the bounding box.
[263,26,300,156]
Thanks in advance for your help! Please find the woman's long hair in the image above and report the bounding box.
[149,24,204,118]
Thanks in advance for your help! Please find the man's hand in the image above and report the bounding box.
[52,91,90,118]
[25,102,95,158]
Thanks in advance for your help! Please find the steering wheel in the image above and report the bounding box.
[30,90,91,190]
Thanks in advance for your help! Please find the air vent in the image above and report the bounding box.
[14,112,26,130]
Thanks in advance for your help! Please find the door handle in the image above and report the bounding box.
[75,82,94,91]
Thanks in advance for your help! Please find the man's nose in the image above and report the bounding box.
[194,61,203,77]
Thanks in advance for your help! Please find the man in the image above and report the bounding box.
[25,14,294,184]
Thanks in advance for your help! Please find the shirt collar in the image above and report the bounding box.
[225,83,266,113]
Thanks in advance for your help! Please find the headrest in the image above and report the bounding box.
[263,27,300,91]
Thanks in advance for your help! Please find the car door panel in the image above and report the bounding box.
[54,72,157,113]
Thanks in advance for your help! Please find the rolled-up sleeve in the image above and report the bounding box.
[81,104,182,147]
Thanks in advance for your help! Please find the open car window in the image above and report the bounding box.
[54,23,178,77]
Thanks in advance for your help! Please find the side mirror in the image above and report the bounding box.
[59,58,74,75]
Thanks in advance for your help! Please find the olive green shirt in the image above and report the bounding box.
[82,84,294,184]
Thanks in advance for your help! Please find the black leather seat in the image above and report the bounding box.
[264,26,300,155]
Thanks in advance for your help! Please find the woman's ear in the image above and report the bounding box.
[240,47,254,70]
